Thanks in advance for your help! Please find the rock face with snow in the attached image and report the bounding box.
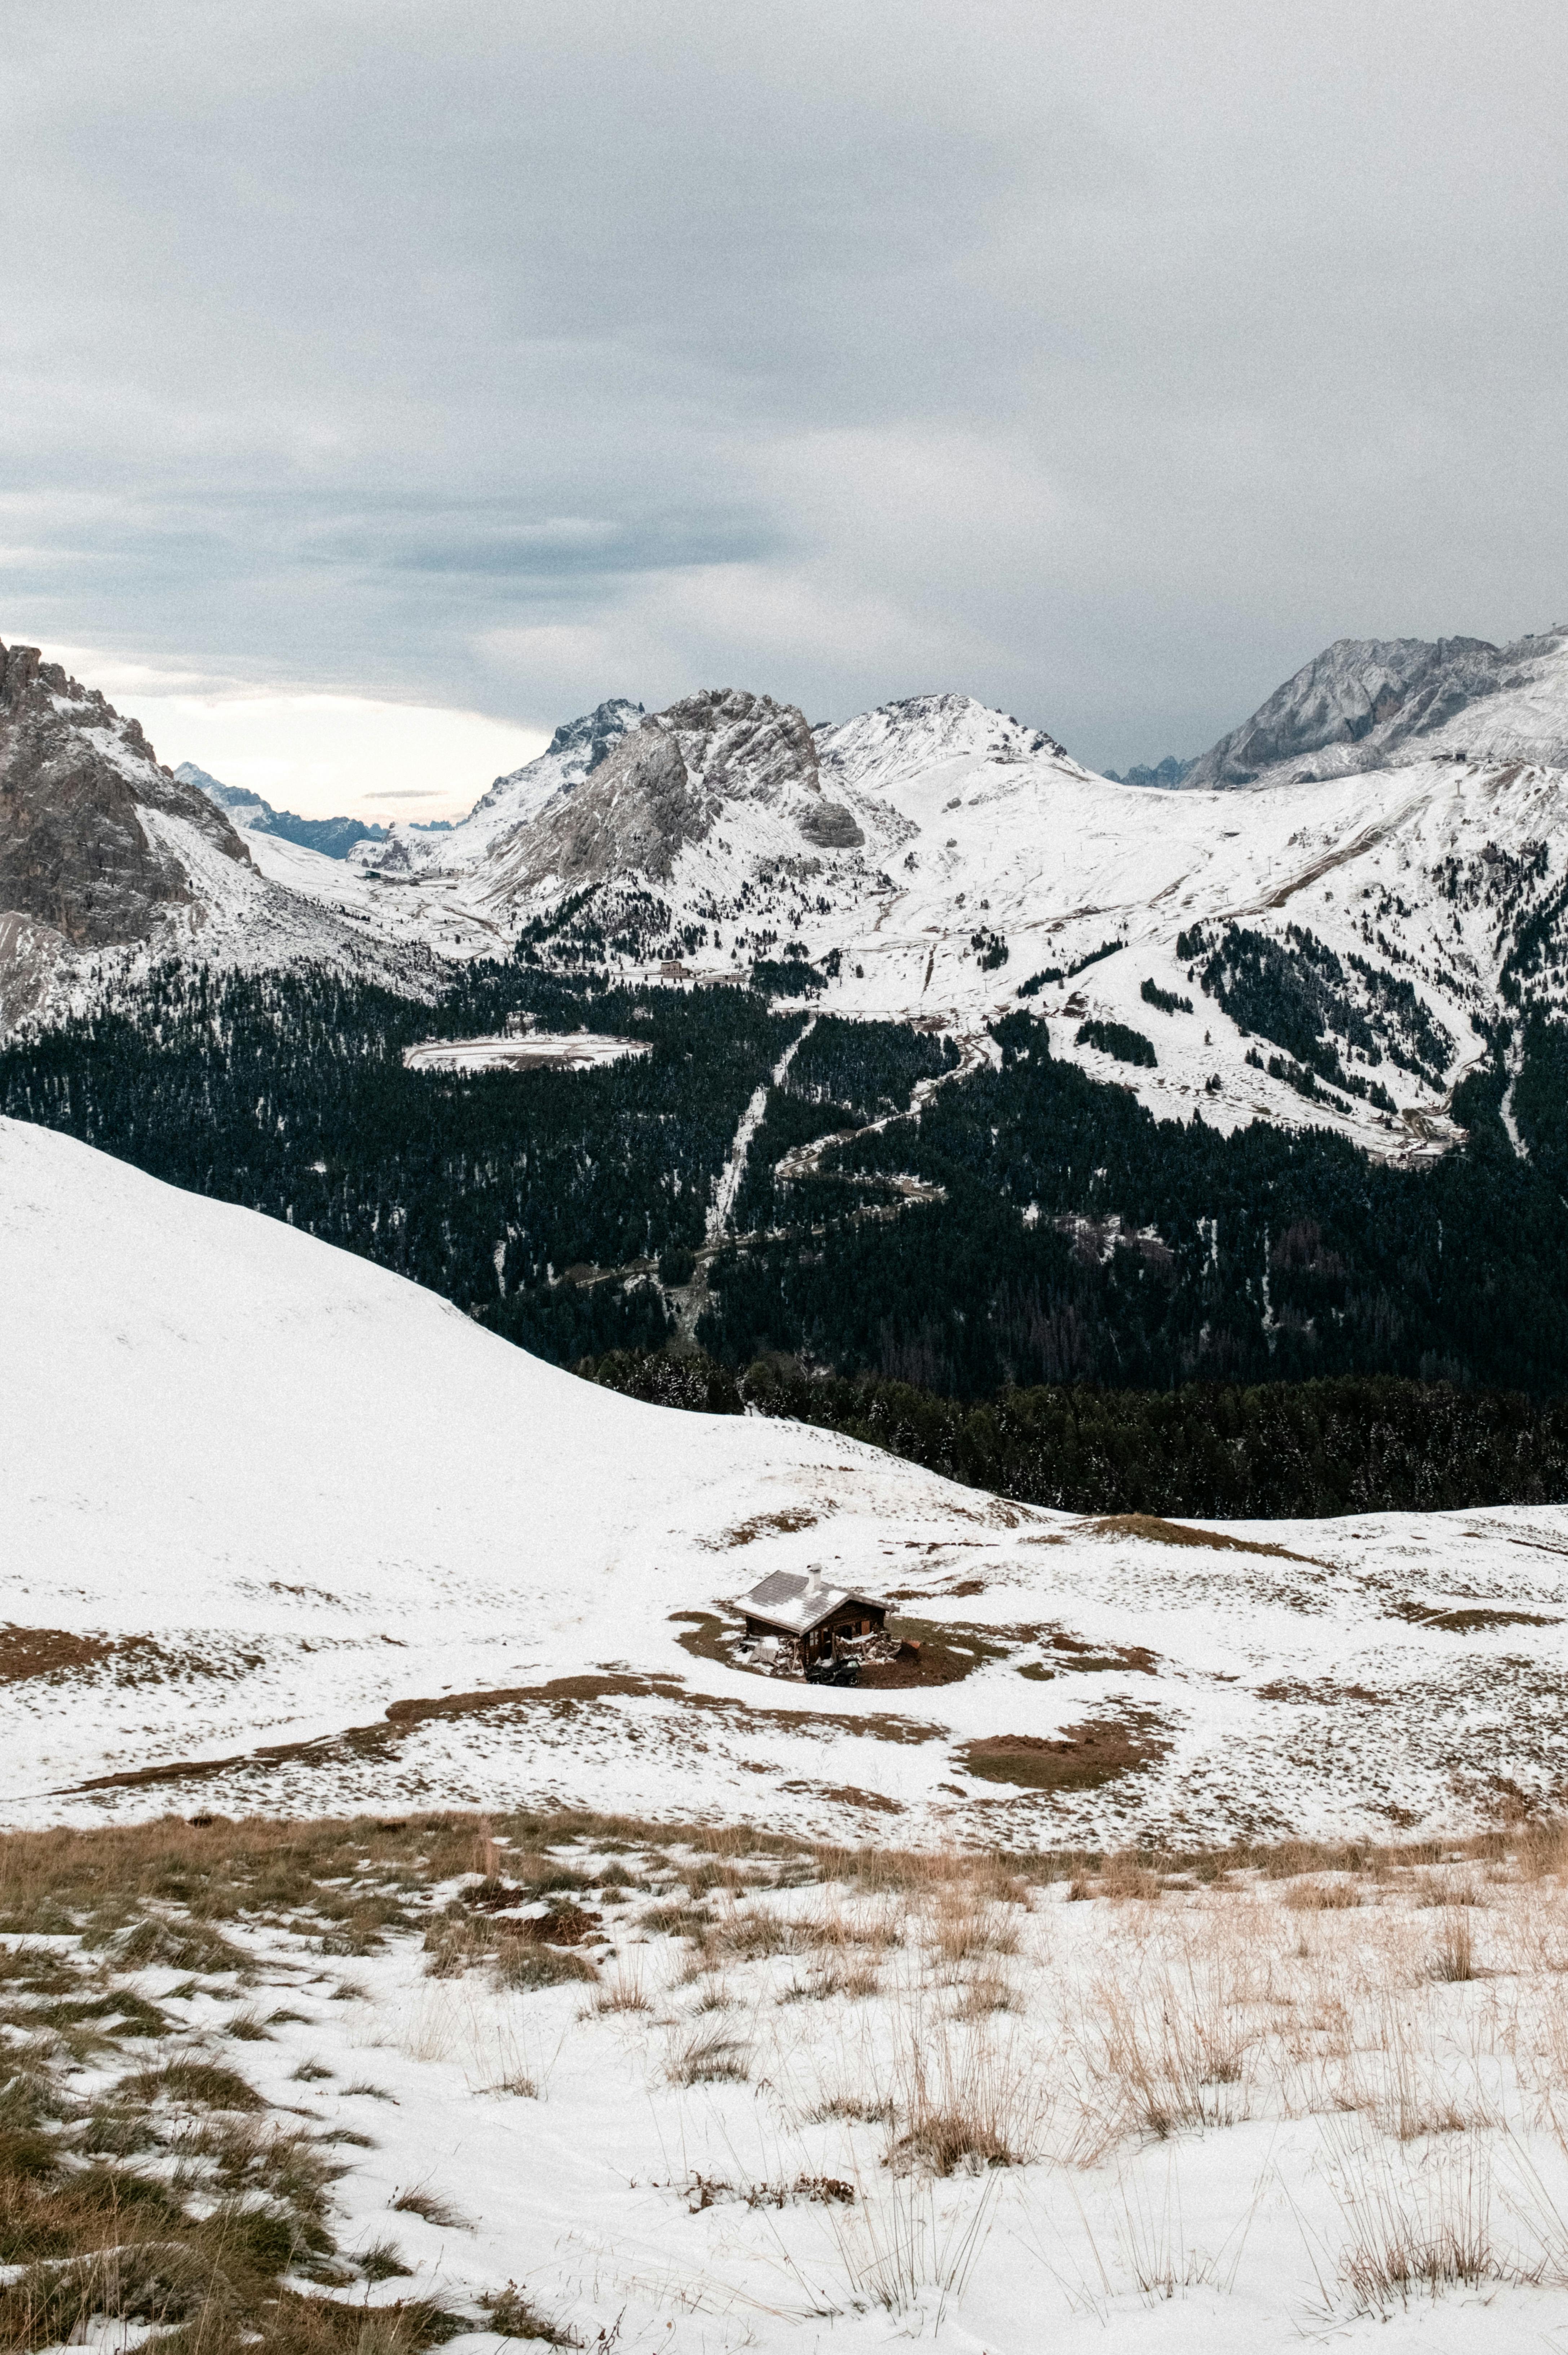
[466,694,645,827]
[0,640,515,1028]
[507,688,866,889]
[0,641,255,1023]
[1185,626,1568,787]
[0,642,250,950]
[354,695,647,881]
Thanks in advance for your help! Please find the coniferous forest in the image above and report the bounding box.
[7,952,1568,1511]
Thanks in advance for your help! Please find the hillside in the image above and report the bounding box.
[7,1112,1568,1845]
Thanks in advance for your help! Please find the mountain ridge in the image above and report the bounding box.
[1184,625,1568,787]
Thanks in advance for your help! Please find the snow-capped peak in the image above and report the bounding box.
[466,695,646,827]
[1184,624,1568,788]
[817,692,1069,799]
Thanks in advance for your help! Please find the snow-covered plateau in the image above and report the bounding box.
[8,1112,1568,1846]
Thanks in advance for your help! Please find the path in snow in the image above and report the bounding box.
[773,1025,997,1192]
[706,1015,817,1244]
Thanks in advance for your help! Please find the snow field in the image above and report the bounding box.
[401,1035,651,1074]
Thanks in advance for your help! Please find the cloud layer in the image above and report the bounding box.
[5,0,1567,805]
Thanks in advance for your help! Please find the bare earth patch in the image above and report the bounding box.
[958,1710,1170,1792]
[0,1628,180,1686]
[1079,1512,1330,1567]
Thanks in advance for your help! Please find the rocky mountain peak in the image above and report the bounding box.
[1184,626,1568,788]
[542,697,646,775]
[0,635,249,956]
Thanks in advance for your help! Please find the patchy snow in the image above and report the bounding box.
[52,1827,1568,2355]
[6,1116,1568,1846]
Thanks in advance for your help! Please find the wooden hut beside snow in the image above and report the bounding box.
[736,1570,887,1667]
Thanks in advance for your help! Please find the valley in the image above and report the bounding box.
[10,623,1568,2352]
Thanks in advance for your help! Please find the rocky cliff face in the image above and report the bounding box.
[491,687,864,892]
[1184,628,1568,788]
[0,639,249,951]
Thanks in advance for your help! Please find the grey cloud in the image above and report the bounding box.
[3,0,1567,766]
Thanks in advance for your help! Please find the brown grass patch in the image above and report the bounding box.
[1257,1678,1391,1706]
[707,1509,820,1549]
[1078,1513,1328,1567]
[669,1611,735,1666]
[958,1712,1169,1793]
[777,1781,902,1814]
[1392,1604,1560,1634]
[1282,1877,1361,1911]
[1020,1630,1157,1680]
[384,1674,663,1725]
[858,1620,1009,1690]
[0,1629,178,1687]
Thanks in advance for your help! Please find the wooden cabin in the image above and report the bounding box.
[735,1569,887,1666]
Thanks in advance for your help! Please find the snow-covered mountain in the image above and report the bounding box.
[1184,624,1568,787]
[353,694,645,879]
[176,760,393,860]
[15,630,1568,1173]
[8,1108,1566,1843]
[0,639,517,1024]
[328,668,1563,1167]
[0,640,254,1026]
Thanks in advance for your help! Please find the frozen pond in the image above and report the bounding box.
[403,1032,652,1074]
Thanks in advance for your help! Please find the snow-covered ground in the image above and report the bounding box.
[26,1820,1568,2355]
[401,1034,651,1074]
[7,1114,1568,1844]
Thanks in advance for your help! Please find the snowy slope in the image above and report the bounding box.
[318,677,1568,1163]
[7,1113,1568,1842]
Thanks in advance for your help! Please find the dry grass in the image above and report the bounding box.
[13,1801,1568,2334]
[591,1964,652,2014]
[958,1713,1169,1792]
[667,2027,751,2085]
[884,2018,1047,2175]
[1429,1910,1479,1984]
[1284,1876,1361,1911]
[390,2184,468,2229]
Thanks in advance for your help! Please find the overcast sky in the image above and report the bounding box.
[5,2,1567,815]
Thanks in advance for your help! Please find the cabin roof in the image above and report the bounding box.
[736,1569,885,1637]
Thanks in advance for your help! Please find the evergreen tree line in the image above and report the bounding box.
[9,944,1568,1432]
[697,1009,1568,1398]
[0,960,800,1365]
[579,1347,1568,1519]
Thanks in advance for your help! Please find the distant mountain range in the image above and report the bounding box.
[1183,624,1568,787]
[173,763,454,859]
[1103,755,1193,789]
[12,620,1568,1168]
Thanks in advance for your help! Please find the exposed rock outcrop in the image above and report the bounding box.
[0,638,249,949]
[1184,628,1568,788]
[501,687,864,889]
